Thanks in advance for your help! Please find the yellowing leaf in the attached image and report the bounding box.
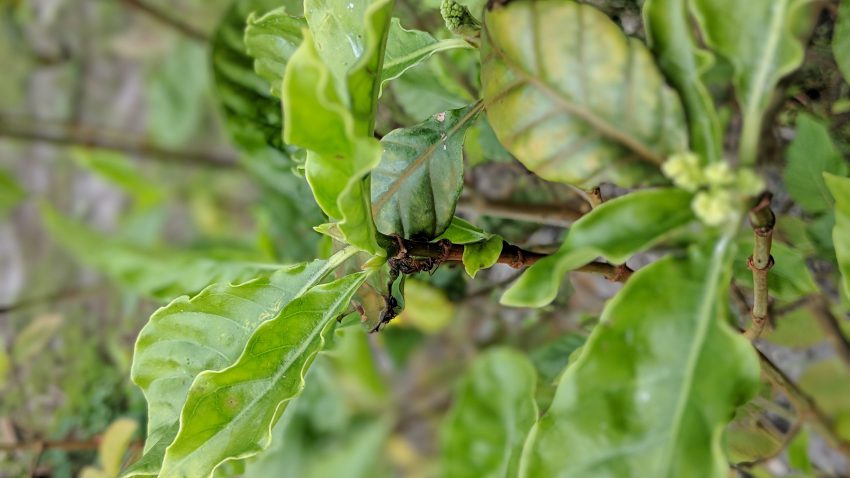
[100,418,139,477]
[481,0,687,187]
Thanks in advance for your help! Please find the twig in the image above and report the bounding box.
[0,438,99,452]
[457,196,583,227]
[745,193,775,340]
[0,288,96,315]
[400,238,633,282]
[0,117,238,169]
[809,296,850,368]
[757,349,850,457]
[120,0,208,42]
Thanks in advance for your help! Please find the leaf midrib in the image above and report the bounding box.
[163,277,362,476]
[371,102,483,212]
[659,232,733,475]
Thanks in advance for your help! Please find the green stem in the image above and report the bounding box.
[746,193,775,340]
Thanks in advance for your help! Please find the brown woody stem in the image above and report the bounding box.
[400,239,633,282]
[745,193,775,340]
[0,116,238,169]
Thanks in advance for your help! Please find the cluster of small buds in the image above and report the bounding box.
[440,0,481,36]
[662,152,765,227]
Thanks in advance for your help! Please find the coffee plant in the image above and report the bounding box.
[19,0,848,476]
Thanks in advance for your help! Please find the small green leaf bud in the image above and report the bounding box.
[440,0,482,37]
[662,152,703,192]
[692,189,736,227]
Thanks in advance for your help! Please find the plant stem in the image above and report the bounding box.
[400,238,633,282]
[757,348,850,457]
[456,196,583,227]
[0,116,238,169]
[745,193,775,340]
[121,0,208,42]
[809,296,850,368]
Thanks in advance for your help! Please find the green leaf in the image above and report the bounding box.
[282,31,383,254]
[441,348,538,478]
[305,0,393,135]
[825,173,850,299]
[529,334,586,384]
[398,278,455,334]
[372,103,482,239]
[211,0,295,164]
[0,166,24,220]
[836,0,850,83]
[382,18,472,92]
[391,60,471,122]
[518,239,760,477]
[435,216,492,244]
[691,0,814,165]
[246,14,469,99]
[244,7,306,98]
[784,115,848,214]
[147,39,208,148]
[643,0,722,163]
[158,272,368,477]
[463,235,503,278]
[71,148,165,209]
[733,237,819,302]
[123,249,356,477]
[41,206,276,301]
[787,427,813,474]
[799,358,850,441]
[502,188,694,308]
[481,0,687,187]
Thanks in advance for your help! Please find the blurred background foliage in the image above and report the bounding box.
[0,0,849,477]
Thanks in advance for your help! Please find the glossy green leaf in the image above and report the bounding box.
[122,249,355,477]
[691,0,813,165]
[530,334,586,384]
[41,207,276,301]
[305,0,393,135]
[643,0,722,163]
[372,103,482,239]
[441,348,538,478]
[244,8,306,98]
[463,235,503,278]
[0,167,24,219]
[784,115,848,214]
[733,237,819,301]
[282,30,383,254]
[825,173,850,298]
[382,18,472,91]
[836,0,850,83]
[519,239,760,477]
[481,0,687,187]
[158,272,368,477]
[502,188,694,308]
[391,60,471,122]
[435,216,492,244]
[246,13,469,99]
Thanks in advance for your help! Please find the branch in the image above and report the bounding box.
[400,238,633,282]
[0,116,238,169]
[121,0,208,42]
[809,296,850,369]
[745,193,775,340]
[757,348,850,457]
[456,196,584,227]
[0,288,95,315]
